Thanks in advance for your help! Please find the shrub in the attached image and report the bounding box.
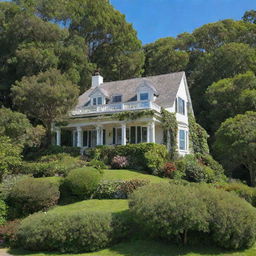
[197,185,256,249]
[65,168,102,199]
[111,156,128,169]
[20,154,85,177]
[93,179,150,199]
[214,181,256,206]
[129,183,209,244]
[158,162,177,178]
[16,211,130,253]
[0,219,21,246]
[0,200,7,225]
[87,143,168,173]
[6,177,60,218]
[176,155,226,183]
[87,159,106,170]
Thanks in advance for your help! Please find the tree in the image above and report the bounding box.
[11,69,79,144]
[144,37,189,76]
[0,136,22,181]
[14,0,145,82]
[206,72,256,133]
[0,108,45,147]
[214,112,256,186]
[243,10,256,24]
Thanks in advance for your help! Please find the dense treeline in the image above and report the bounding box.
[0,1,255,184]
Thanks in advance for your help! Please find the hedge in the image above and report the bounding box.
[16,211,131,253]
[87,143,168,173]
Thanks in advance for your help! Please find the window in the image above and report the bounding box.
[179,129,186,151]
[177,97,185,115]
[112,95,122,103]
[97,97,102,105]
[140,92,149,101]
[92,97,103,105]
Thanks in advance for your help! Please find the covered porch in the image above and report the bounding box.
[54,119,163,148]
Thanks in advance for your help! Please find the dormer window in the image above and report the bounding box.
[140,92,149,101]
[92,97,103,106]
[112,95,122,103]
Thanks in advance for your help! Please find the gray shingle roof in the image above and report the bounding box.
[76,72,185,109]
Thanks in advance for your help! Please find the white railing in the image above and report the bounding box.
[71,101,161,116]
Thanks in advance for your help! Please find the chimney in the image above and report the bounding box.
[92,70,103,88]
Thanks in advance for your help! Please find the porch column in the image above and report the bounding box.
[96,126,102,146]
[72,130,76,147]
[121,123,126,145]
[150,121,156,143]
[147,124,151,143]
[77,127,83,147]
[56,128,61,146]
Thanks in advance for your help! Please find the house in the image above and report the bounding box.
[54,71,193,155]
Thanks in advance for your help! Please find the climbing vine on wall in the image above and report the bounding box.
[188,113,209,154]
[161,108,178,159]
[111,110,155,121]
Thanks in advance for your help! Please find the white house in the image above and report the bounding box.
[54,71,193,155]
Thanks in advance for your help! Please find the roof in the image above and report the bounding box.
[76,72,185,109]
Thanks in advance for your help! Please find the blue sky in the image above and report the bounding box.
[111,0,256,44]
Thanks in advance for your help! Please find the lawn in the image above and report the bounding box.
[48,199,129,214]
[7,240,256,256]
[102,169,167,183]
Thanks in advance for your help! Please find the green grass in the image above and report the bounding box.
[7,240,256,256]
[48,199,129,215]
[36,176,63,184]
[103,169,167,183]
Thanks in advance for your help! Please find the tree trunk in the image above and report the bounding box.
[45,122,53,147]
[183,230,188,245]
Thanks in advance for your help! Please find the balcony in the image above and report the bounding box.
[71,101,161,116]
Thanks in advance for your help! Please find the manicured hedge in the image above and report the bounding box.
[0,199,7,225]
[87,143,168,173]
[65,167,103,199]
[16,210,130,253]
[6,177,60,218]
[129,183,256,249]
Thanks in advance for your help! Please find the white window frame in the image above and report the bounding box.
[177,97,185,115]
[112,95,122,103]
[140,92,149,101]
[179,129,186,151]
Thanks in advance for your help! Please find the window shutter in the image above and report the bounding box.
[113,128,116,144]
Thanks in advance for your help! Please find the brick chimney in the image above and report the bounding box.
[92,70,103,88]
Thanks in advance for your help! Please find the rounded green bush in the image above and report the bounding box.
[16,211,128,253]
[197,185,256,249]
[129,183,209,244]
[65,167,102,199]
[7,177,60,218]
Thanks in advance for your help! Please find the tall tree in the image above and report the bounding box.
[144,37,189,76]
[11,69,79,143]
[214,112,256,186]
[243,10,256,24]
[206,72,256,133]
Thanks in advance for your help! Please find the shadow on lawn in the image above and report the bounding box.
[8,240,247,256]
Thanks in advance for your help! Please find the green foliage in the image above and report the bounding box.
[214,111,256,186]
[93,179,149,199]
[197,185,256,249]
[87,159,106,170]
[0,219,21,246]
[130,183,256,249]
[161,108,178,158]
[129,183,209,244]
[206,72,256,133]
[11,68,79,143]
[175,154,226,183]
[20,154,85,177]
[214,181,256,206]
[188,114,209,154]
[0,136,22,181]
[112,110,154,121]
[243,10,256,24]
[0,108,45,147]
[65,167,103,199]
[144,37,189,76]
[6,177,60,218]
[87,143,168,173]
[0,199,7,225]
[16,210,130,253]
